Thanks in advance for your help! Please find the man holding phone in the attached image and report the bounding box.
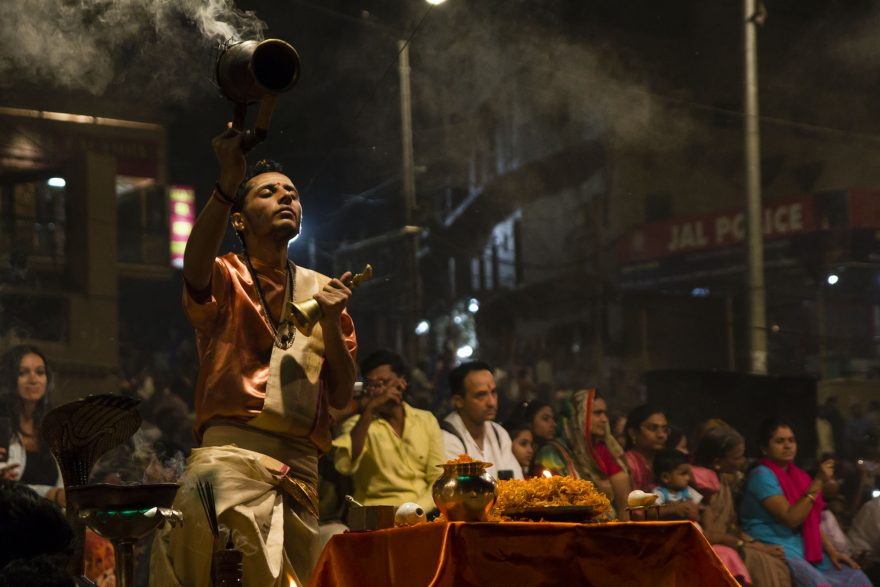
[333,350,445,513]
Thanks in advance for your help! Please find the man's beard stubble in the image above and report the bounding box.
[272,221,300,245]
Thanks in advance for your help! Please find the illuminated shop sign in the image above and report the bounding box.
[168,186,195,269]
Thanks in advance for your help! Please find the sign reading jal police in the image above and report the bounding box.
[668,201,806,252]
[620,196,816,263]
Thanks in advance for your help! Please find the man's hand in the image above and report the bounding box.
[315,272,353,327]
[0,448,17,480]
[0,462,19,480]
[46,487,66,508]
[348,382,401,462]
[360,386,403,415]
[212,123,248,197]
[815,459,835,484]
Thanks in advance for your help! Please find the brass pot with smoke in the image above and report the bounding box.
[215,38,301,152]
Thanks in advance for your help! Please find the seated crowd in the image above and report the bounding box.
[2,343,879,587]
[323,351,879,587]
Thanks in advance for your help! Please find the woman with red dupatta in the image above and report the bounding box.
[739,417,872,587]
[693,423,792,587]
[558,389,632,520]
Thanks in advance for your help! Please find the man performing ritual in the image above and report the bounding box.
[150,124,357,587]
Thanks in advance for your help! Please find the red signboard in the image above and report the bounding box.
[847,189,880,229]
[618,196,817,264]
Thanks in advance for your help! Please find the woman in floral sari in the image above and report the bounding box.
[527,400,580,478]
[523,392,631,518]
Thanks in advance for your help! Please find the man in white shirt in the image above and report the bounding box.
[441,361,523,480]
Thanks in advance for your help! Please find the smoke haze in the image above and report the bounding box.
[0,0,266,99]
[411,5,696,159]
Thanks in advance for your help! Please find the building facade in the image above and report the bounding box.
[0,106,171,402]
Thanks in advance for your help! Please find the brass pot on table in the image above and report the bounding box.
[432,461,497,522]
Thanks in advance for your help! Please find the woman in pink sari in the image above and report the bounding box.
[623,404,668,492]
[739,417,872,587]
[624,404,701,522]
[693,423,792,587]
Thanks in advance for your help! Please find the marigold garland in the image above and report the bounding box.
[445,454,476,465]
[492,476,611,515]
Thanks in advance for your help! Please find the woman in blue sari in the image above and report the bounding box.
[740,417,872,587]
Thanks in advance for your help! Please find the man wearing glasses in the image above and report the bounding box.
[333,350,445,513]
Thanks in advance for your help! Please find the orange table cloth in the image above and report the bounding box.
[309,521,738,586]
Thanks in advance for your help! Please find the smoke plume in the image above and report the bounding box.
[0,0,266,100]
[410,5,698,159]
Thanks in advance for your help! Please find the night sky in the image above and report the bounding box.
[3,0,878,271]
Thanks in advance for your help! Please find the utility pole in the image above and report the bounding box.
[744,0,767,374]
[398,39,422,364]
[399,41,417,225]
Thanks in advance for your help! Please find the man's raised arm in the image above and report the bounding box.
[183,124,247,292]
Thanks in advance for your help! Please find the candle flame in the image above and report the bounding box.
[542,469,553,478]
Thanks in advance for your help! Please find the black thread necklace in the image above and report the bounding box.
[243,253,297,350]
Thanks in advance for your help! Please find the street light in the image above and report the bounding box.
[425,0,447,4]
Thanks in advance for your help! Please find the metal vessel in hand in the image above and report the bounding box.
[289,264,373,336]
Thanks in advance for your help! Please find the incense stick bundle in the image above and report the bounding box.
[196,479,219,537]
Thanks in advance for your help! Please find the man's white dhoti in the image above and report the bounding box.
[151,266,343,587]
[150,444,320,587]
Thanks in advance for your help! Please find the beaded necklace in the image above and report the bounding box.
[243,253,297,350]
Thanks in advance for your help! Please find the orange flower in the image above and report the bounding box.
[446,454,476,464]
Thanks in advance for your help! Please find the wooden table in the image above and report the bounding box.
[309,520,739,586]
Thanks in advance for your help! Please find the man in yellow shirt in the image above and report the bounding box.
[332,350,445,512]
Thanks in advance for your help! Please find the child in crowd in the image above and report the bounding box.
[504,421,535,480]
[651,448,703,509]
